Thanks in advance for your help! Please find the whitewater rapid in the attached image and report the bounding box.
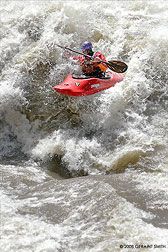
[1,1,168,251]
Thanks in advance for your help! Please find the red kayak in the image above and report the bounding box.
[54,72,124,96]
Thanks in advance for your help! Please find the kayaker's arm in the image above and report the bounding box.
[94,54,108,72]
[90,57,108,72]
[62,45,83,64]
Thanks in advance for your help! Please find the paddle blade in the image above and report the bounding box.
[107,60,128,73]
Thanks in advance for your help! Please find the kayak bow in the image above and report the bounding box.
[54,72,124,96]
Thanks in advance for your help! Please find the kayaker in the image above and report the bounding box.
[64,41,108,77]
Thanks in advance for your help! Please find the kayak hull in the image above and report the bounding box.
[54,72,124,96]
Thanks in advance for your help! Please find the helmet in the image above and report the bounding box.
[81,41,92,51]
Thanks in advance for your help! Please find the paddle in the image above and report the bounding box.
[56,44,128,73]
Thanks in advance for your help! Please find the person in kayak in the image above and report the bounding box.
[64,41,108,77]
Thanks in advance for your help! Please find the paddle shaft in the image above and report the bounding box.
[57,44,95,59]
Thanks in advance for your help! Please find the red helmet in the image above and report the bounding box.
[81,41,92,51]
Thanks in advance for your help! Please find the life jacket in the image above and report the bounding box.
[73,51,108,75]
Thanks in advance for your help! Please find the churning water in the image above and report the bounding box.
[1,1,168,251]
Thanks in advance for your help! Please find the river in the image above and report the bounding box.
[1,1,168,251]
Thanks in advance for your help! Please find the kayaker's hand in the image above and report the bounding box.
[91,58,101,67]
[94,57,101,63]
[62,45,67,50]
[62,45,71,58]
